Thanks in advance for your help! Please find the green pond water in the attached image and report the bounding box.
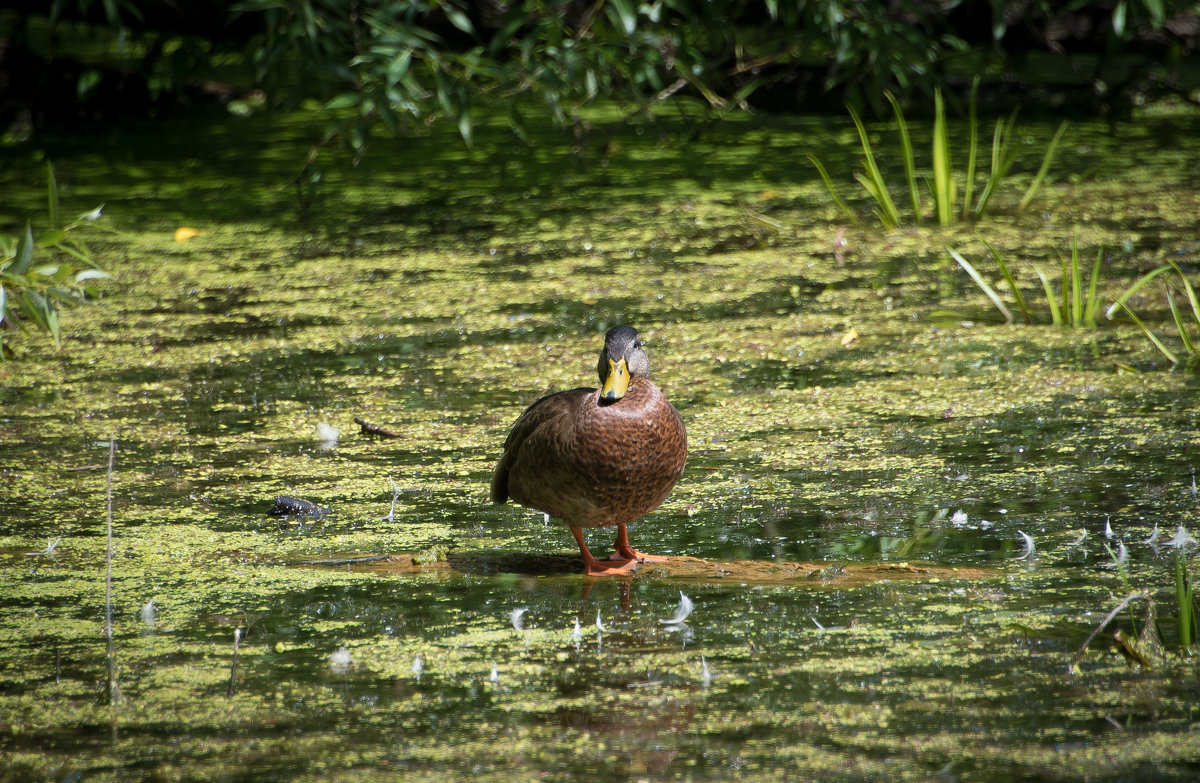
[2,101,1200,781]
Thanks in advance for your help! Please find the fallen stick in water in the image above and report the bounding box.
[354,416,402,438]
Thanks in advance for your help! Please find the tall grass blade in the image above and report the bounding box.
[931,89,955,226]
[1059,252,1071,326]
[1016,120,1069,214]
[1176,551,1195,650]
[1069,234,1083,328]
[853,174,899,230]
[884,91,922,226]
[1034,264,1062,326]
[1084,246,1103,328]
[1106,264,1171,319]
[807,154,861,226]
[1117,302,1179,364]
[973,111,1018,219]
[961,79,979,222]
[1168,260,1200,331]
[983,240,1032,324]
[950,249,1013,324]
[847,104,901,229]
[1165,285,1196,355]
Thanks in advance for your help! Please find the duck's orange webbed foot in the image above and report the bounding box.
[609,524,669,563]
[608,547,668,563]
[571,525,638,577]
[584,557,638,576]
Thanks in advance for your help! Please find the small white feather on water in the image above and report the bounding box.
[1144,523,1160,545]
[511,607,528,632]
[24,537,61,556]
[659,591,695,625]
[1166,524,1197,549]
[315,422,340,448]
[1016,530,1036,560]
[329,647,352,672]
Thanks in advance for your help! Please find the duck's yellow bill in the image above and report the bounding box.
[601,357,630,401]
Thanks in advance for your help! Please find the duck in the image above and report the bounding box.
[491,325,687,575]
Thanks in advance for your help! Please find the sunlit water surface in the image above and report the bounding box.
[1,103,1199,781]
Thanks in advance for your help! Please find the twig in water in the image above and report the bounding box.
[379,478,400,522]
[228,628,242,697]
[105,438,123,705]
[1069,591,1151,674]
[355,416,403,438]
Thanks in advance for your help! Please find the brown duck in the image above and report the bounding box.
[491,326,687,575]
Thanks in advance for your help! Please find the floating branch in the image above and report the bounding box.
[355,417,402,438]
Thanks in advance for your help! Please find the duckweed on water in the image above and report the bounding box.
[1,103,1200,780]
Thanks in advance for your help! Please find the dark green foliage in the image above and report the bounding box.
[5,1,1199,157]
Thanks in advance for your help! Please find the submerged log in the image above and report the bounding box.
[269,496,330,518]
[304,551,995,586]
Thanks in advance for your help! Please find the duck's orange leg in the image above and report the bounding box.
[571,525,637,576]
[608,523,669,563]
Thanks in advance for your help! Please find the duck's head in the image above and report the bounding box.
[597,325,651,402]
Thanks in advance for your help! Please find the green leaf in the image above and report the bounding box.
[1107,264,1171,319]
[10,223,34,275]
[443,4,474,35]
[1166,285,1196,356]
[1144,0,1166,28]
[324,93,361,111]
[45,297,60,345]
[35,229,67,247]
[1117,302,1178,365]
[931,89,954,226]
[1168,260,1200,331]
[884,92,921,226]
[1034,265,1062,326]
[984,240,1031,324]
[455,91,473,147]
[962,79,979,222]
[806,154,860,226]
[950,249,1013,324]
[847,103,900,229]
[608,0,638,35]
[1016,121,1068,214]
[1112,1,1127,36]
